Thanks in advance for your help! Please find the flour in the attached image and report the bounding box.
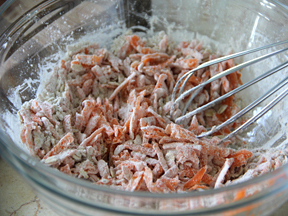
[1,8,288,194]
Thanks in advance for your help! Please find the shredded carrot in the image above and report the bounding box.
[184,166,207,189]
[20,33,280,195]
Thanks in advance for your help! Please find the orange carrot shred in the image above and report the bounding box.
[184,166,207,189]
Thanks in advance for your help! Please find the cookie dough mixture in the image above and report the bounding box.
[18,32,288,193]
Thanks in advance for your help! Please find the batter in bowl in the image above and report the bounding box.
[18,32,288,193]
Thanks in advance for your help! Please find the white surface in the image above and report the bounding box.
[0,159,58,216]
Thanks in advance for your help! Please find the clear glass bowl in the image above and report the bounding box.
[1,0,288,215]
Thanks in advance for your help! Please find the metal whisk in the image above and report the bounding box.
[171,39,288,143]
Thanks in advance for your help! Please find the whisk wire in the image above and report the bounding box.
[197,74,288,139]
[174,47,288,110]
[176,60,288,123]
[171,39,288,104]
[171,39,288,142]
[218,85,288,145]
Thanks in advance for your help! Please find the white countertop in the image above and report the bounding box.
[0,158,287,216]
[0,159,57,216]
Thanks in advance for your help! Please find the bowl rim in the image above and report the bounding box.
[1,0,288,202]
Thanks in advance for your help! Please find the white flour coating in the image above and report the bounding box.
[3,26,125,153]
[150,15,288,151]
[1,10,288,193]
[14,27,288,193]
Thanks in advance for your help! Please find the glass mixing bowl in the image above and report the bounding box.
[1,0,288,215]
